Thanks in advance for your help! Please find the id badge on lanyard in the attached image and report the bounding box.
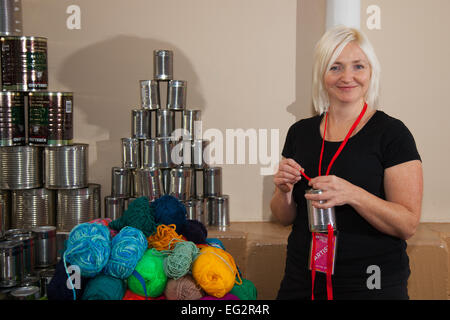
[301,102,368,300]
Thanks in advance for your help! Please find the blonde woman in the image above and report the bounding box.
[271,25,423,300]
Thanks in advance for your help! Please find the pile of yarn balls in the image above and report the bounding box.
[48,195,257,301]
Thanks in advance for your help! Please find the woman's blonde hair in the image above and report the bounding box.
[312,25,381,114]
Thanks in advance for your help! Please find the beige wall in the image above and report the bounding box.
[22,0,449,222]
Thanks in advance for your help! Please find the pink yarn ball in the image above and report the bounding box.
[89,218,118,238]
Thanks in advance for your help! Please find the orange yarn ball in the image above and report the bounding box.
[147,224,185,251]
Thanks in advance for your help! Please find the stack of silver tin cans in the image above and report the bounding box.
[0,0,102,300]
[106,50,229,231]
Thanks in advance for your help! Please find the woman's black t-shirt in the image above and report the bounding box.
[277,110,421,299]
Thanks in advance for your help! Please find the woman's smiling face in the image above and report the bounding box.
[324,41,372,106]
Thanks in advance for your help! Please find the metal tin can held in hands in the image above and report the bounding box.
[306,188,337,233]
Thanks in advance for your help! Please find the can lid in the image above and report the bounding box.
[0,240,23,249]
[305,188,322,195]
[10,286,40,297]
[154,50,173,56]
[169,80,187,87]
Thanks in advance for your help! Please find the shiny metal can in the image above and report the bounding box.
[0,0,23,36]
[5,231,35,277]
[0,239,23,287]
[111,167,131,198]
[169,167,193,201]
[305,188,337,233]
[204,167,222,197]
[156,109,175,138]
[133,167,163,201]
[140,80,160,110]
[131,109,151,140]
[0,145,42,190]
[104,196,125,221]
[153,50,173,81]
[31,226,57,268]
[56,184,101,232]
[167,80,187,110]
[208,195,230,231]
[121,137,140,169]
[11,188,55,229]
[44,144,88,189]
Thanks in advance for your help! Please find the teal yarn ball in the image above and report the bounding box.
[127,248,167,298]
[230,278,258,300]
[163,241,199,280]
[64,223,112,278]
[82,274,127,300]
[109,197,157,237]
[103,226,148,279]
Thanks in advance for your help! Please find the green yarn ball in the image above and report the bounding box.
[127,248,167,298]
[230,278,258,300]
[109,197,157,237]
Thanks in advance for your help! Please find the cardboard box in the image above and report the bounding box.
[206,222,450,300]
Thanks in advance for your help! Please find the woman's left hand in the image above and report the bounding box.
[304,175,359,209]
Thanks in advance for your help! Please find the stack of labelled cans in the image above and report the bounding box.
[0,3,102,299]
[106,50,229,231]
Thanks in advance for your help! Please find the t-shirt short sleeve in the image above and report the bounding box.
[381,119,421,169]
[282,123,297,159]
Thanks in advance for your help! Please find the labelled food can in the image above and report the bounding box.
[140,80,160,110]
[167,80,187,110]
[44,144,88,189]
[0,145,42,190]
[0,91,25,146]
[56,184,101,232]
[0,0,23,36]
[28,92,73,146]
[11,188,56,229]
[0,36,48,91]
[31,226,57,268]
[153,50,173,81]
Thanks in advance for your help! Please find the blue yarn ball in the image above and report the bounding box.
[150,195,187,232]
[103,226,148,279]
[64,223,112,278]
[206,238,226,250]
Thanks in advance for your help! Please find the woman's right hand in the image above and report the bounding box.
[273,158,304,193]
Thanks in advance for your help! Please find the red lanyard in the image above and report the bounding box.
[310,102,368,300]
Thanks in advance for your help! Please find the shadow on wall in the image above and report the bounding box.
[56,35,205,201]
[261,0,326,221]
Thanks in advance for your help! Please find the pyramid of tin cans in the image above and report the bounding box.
[0,4,101,294]
[106,50,230,231]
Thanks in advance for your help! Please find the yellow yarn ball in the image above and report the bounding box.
[192,246,241,298]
